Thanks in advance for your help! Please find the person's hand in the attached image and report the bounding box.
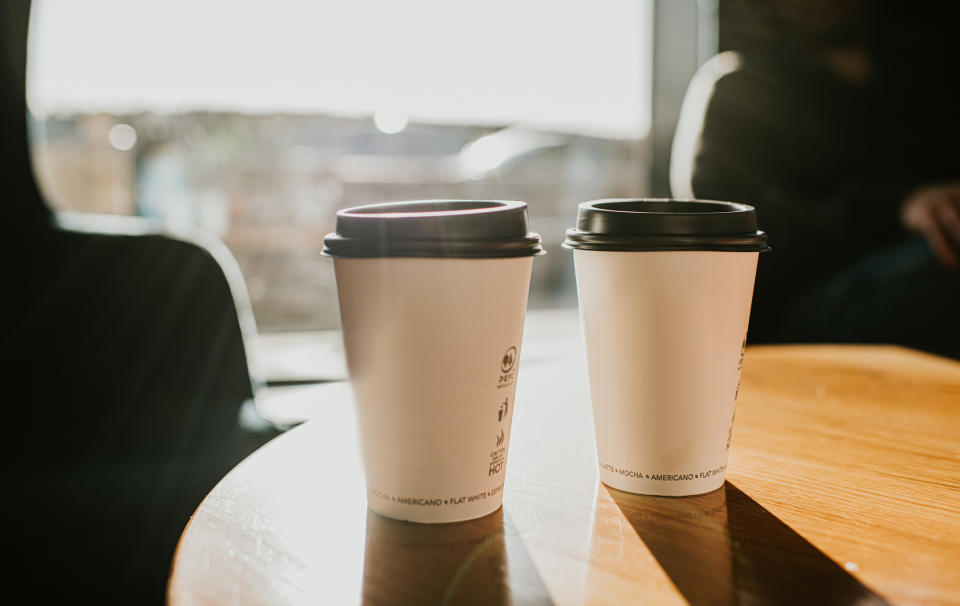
[900,183,960,269]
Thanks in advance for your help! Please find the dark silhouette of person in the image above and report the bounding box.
[1,1,278,601]
[671,0,960,353]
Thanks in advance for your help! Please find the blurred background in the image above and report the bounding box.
[25,0,719,332]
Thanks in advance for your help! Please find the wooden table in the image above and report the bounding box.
[168,310,960,605]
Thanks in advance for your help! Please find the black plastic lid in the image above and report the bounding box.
[323,200,544,258]
[563,198,769,252]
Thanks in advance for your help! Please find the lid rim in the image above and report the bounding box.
[583,197,754,210]
[324,199,543,259]
[563,229,769,252]
[569,198,768,250]
[339,199,524,220]
[323,233,544,258]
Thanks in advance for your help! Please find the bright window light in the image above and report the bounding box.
[27,0,652,139]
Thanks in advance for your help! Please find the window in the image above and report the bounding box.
[28,0,652,330]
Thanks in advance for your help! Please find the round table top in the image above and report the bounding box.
[169,311,960,605]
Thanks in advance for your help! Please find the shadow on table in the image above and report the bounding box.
[607,482,890,606]
[361,508,553,605]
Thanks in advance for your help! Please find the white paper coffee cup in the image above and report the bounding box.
[325,200,542,522]
[565,199,769,496]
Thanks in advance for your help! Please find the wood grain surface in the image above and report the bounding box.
[168,310,960,605]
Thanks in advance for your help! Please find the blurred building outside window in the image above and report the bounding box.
[27,0,653,331]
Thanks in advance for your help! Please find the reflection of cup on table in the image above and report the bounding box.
[362,509,509,605]
[324,200,542,523]
[564,199,769,496]
[363,508,552,605]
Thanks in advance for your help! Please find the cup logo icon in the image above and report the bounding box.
[501,346,517,373]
